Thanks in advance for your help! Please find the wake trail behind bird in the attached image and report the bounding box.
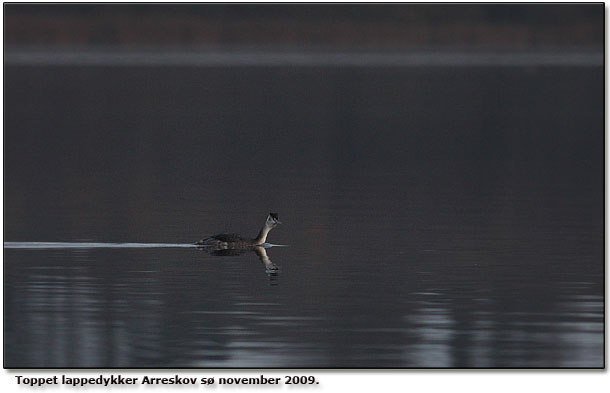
[4,242,288,249]
[4,242,197,249]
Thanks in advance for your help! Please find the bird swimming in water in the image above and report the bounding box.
[195,213,281,249]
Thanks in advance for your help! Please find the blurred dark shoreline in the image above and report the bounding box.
[4,4,603,49]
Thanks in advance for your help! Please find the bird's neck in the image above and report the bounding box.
[254,225,271,245]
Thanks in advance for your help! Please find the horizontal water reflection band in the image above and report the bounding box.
[4,50,603,67]
[4,242,286,249]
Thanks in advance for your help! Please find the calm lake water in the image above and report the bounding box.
[4,61,604,367]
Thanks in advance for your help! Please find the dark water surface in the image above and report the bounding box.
[4,64,604,367]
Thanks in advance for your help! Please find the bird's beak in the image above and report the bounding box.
[276,220,282,225]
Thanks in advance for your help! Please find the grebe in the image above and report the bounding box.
[195,213,281,249]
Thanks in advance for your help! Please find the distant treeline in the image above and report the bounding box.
[4,4,603,47]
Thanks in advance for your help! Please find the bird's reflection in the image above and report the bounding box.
[197,245,279,284]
